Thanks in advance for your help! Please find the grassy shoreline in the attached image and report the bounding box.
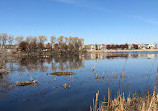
[87,49,158,53]
[90,89,158,111]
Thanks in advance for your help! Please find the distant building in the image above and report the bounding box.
[97,44,107,50]
[147,44,155,49]
[83,44,107,51]
[155,43,158,49]
[83,43,156,51]
[138,44,155,49]
[128,44,134,49]
[83,44,95,51]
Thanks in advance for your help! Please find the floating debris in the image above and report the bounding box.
[16,80,37,86]
[62,83,70,89]
[51,72,75,76]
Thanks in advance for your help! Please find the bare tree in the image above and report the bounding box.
[15,36,24,45]
[50,36,56,49]
[38,36,47,44]
[25,36,32,43]
[19,41,29,52]
[38,36,47,52]
[65,37,68,45]
[28,36,37,52]
[8,35,14,46]
[78,38,84,50]
[0,33,2,48]
[58,36,64,45]
[32,36,37,43]
[46,43,52,50]
[1,33,8,48]
[68,36,73,45]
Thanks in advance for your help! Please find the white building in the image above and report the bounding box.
[138,44,155,49]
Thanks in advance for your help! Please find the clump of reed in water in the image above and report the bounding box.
[90,89,158,111]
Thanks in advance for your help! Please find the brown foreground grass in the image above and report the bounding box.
[90,89,158,111]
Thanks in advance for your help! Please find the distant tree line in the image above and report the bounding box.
[106,43,138,50]
[0,33,84,53]
[132,44,139,49]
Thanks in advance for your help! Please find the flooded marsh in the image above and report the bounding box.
[0,52,158,111]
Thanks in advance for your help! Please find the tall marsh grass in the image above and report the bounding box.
[90,89,158,111]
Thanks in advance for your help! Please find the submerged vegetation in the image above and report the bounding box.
[51,72,75,76]
[16,80,37,86]
[9,79,38,87]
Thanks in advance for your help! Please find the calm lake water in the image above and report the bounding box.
[0,52,158,111]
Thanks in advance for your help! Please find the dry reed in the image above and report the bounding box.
[90,89,158,111]
[92,59,99,72]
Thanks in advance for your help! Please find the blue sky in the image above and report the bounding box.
[0,0,158,44]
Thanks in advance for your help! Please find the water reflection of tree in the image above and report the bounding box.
[0,55,13,96]
[9,53,155,73]
[17,56,49,73]
[18,57,39,73]
[5,54,84,73]
[82,53,158,60]
[52,54,84,71]
[3,53,158,74]
[0,74,13,97]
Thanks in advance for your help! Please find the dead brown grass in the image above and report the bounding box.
[90,89,158,111]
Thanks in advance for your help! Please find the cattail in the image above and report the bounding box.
[95,91,99,111]
[90,106,92,111]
